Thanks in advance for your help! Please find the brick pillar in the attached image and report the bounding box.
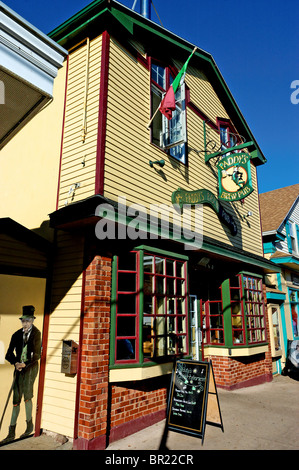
[74,254,112,450]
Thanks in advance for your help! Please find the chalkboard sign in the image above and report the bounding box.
[165,359,223,444]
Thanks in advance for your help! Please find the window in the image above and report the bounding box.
[112,249,189,365]
[242,275,266,344]
[287,220,299,254]
[150,61,187,163]
[115,251,139,362]
[217,118,240,152]
[230,276,245,344]
[202,284,224,345]
[201,274,266,347]
[289,290,299,337]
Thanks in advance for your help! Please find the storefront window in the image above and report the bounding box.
[201,273,266,348]
[271,307,281,351]
[202,284,224,345]
[289,289,299,337]
[112,250,188,365]
[242,275,266,344]
[230,276,245,344]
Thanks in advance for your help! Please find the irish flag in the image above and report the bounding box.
[159,47,197,120]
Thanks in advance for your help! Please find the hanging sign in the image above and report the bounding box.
[161,359,224,446]
[171,188,237,235]
[217,152,253,201]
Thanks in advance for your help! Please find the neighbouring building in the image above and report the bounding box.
[0,0,279,449]
[260,183,299,375]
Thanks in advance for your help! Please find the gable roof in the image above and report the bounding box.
[48,0,266,165]
[260,184,299,233]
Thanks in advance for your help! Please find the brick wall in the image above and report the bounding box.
[75,254,112,449]
[108,375,169,442]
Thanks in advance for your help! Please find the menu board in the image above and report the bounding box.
[166,359,223,442]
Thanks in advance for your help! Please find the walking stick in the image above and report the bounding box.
[0,372,16,431]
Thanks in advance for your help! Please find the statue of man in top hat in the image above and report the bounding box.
[1,305,41,444]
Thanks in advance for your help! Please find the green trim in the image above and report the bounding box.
[109,255,118,365]
[238,271,263,278]
[266,292,286,301]
[202,240,280,273]
[271,256,299,266]
[221,279,233,348]
[205,141,254,162]
[134,245,189,260]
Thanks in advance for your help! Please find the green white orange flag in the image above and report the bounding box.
[159,47,197,120]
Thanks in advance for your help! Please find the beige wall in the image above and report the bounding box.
[0,62,67,240]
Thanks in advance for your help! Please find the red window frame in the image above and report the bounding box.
[115,251,140,364]
[202,287,225,345]
[241,275,266,344]
[143,252,189,359]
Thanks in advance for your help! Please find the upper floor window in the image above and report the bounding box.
[287,220,299,254]
[150,61,187,164]
[217,118,240,152]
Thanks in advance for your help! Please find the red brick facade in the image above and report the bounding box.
[74,254,272,449]
[75,254,112,450]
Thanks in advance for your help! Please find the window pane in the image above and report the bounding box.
[144,255,154,272]
[118,252,136,271]
[117,339,135,360]
[155,257,164,274]
[157,276,164,294]
[151,64,165,88]
[144,295,154,314]
[118,294,136,314]
[144,274,154,294]
[166,259,174,276]
[166,277,174,295]
[118,272,136,292]
[117,316,135,337]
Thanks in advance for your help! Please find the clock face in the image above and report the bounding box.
[221,165,248,193]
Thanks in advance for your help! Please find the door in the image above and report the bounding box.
[189,295,202,360]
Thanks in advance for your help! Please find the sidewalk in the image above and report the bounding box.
[0,374,298,451]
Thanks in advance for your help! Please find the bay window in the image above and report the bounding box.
[111,248,189,366]
[201,273,267,348]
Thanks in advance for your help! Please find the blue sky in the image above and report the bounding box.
[4,0,298,194]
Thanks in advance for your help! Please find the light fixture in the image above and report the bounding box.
[149,159,165,168]
[246,211,253,217]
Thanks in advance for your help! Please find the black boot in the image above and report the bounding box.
[20,419,33,438]
[0,425,16,444]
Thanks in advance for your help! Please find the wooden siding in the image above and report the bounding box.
[41,231,84,437]
[57,35,102,208]
[103,38,264,257]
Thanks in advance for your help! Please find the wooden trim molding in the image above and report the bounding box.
[95,30,110,195]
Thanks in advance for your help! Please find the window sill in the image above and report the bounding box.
[109,361,174,382]
[204,344,269,358]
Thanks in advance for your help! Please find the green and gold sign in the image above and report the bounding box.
[171,188,237,235]
[216,152,253,201]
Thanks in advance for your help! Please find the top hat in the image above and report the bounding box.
[19,305,36,320]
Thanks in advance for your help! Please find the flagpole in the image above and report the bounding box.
[146,46,197,130]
